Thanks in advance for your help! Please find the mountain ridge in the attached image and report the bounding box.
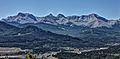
[1,12,120,28]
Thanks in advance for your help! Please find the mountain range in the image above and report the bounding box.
[1,12,120,37]
[0,12,120,51]
[1,12,120,28]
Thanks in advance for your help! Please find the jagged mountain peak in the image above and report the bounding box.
[17,12,37,20]
[1,12,37,24]
[57,14,66,18]
[44,13,58,22]
[17,12,33,17]
[45,13,55,17]
[88,13,108,22]
[17,12,26,17]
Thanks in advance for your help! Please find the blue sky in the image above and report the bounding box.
[0,0,119,19]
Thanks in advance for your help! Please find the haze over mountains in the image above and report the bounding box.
[0,12,120,51]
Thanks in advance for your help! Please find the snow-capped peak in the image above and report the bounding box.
[88,13,108,22]
[1,12,37,24]
[45,13,55,18]
[17,12,37,21]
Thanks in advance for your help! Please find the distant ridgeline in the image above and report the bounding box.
[0,12,119,53]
